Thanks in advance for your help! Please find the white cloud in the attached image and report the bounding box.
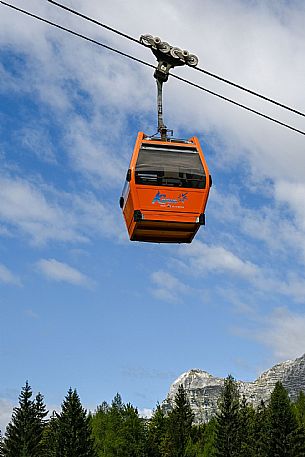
[65,116,126,187]
[0,173,124,245]
[1,0,305,377]
[0,263,21,286]
[274,181,305,230]
[210,188,305,259]
[1,0,305,247]
[253,307,305,361]
[139,408,153,419]
[0,398,14,434]
[36,258,93,287]
[151,270,189,303]
[17,126,57,164]
[1,0,305,189]
[179,240,258,279]
[0,175,79,244]
[279,275,305,304]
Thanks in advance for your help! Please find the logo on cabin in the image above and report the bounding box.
[152,191,188,207]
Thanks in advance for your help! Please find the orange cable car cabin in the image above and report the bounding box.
[120,132,211,243]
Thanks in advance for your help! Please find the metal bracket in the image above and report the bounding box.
[140,35,199,140]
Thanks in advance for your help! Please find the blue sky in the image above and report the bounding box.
[1,0,305,431]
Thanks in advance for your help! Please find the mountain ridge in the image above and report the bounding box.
[163,354,305,423]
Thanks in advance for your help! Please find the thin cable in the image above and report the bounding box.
[47,0,305,119]
[1,1,305,137]
[0,1,155,71]
[47,0,140,45]
[193,66,305,118]
[172,73,305,136]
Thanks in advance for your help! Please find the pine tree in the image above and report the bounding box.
[90,401,110,456]
[252,400,269,457]
[294,391,305,427]
[91,394,125,456]
[266,381,298,457]
[119,403,146,456]
[106,393,125,455]
[291,391,305,456]
[52,388,96,457]
[146,404,167,457]
[1,381,47,457]
[202,418,217,457]
[184,424,207,457]
[237,395,256,457]
[34,392,48,425]
[289,424,305,457]
[214,374,241,457]
[162,384,194,457]
[91,394,147,457]
[43,411,61,457]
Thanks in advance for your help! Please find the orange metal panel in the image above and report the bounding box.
[135,186,208,215]
[121,132,211,243]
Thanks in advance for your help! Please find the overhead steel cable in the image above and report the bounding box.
[47,0,305,120]
[193,65,305,119]
[47,0,141,45]
[0,1,155,70]
[1,1,305,137]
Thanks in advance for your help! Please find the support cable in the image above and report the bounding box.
[46,0,305,119]
[47,0,140,45]
[1,1,305,137]
[0,1,155,71]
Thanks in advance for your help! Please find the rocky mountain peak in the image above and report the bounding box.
[163,353,305,424]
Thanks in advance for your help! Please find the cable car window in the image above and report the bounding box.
[135,146,206,188]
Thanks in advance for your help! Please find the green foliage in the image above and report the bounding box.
[289,424,305,457]
[237,395,257,457]
[3,379,305,456]
[146,404,167,457]
[265,381,297,457]
[0,381,48,457]
[45,388,96,457]
[161,384,194,457]
[201,418,217,457]
[294,391,305,427]
[251,400,269,457]
[42,412,60,457]
[91,393,146,457]
[184,424,208,457]
[214,375,241,457]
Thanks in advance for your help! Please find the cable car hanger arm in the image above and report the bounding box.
[140,35,199,141]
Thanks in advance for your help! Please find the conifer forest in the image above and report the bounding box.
[1,377,305,456]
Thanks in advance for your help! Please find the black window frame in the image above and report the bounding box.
[135,144,206,189]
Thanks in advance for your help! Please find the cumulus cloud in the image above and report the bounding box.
[17,126,57,164]
[274,181,305,230]
[36,258,93,287]
[0,173,123,245]
[253,307,305,361]
[0,398,14,434]
[1,0,305,375]
[151,270,190,303]
[210,187,305,260]
[1,0,305,246]
[0,263,21,286]
[179,240,259,279]
[0,175,80,244]
[139,408,153,419]
[1,0,305,189]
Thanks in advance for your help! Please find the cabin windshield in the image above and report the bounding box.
[135,145,206,188]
